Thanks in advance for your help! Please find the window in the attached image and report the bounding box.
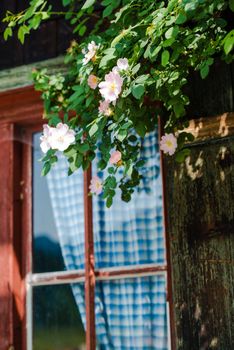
[0,86,174,350]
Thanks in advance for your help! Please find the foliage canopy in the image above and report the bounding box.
[3,0,234,206]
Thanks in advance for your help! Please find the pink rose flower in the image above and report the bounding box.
[98,100,112,116]
[98,71,123,102]
[160,133,177,155]
[110,150,122,165]
[40,124,55,153]
[88,74,98,89]
[117,58,129,71]
[89,176,103,195]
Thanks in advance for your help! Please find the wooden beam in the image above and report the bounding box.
[0,56,66,92]
[159,117,176,350]
[183,112,234,142]
[83,166,96,350]
[0,123,25,350]
[0,86,43,126]
[0,123,14,350]
[28,264,167,286]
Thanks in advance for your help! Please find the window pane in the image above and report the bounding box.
[33,132,85,273]
[92,131,165,268]
[95,274,168,349]
[33,284,85,350]
[33,132,65,272]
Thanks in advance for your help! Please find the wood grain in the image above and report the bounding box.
[164,133,234,349]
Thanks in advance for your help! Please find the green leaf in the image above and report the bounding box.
[79,25,87,36]
[99,48,117,68]
[82,0,95,10]
[175,148,191,163]
[162,38,175,47]
[175,12,187,24]
[121,121,133,129]
[41,162,51,176]
[229,0,234,11]
[135,122,146,137]
[116,129,127,142]
[18,25,30,44]
[136,159,145,168]
[106,196,113,208]
[184,2,197,12]
[3,27,13,41]
[161,50,170,66]
[107,176,117,188]
[29,15,41,30]
[103,4,113,17]
[62,0,71,6]
[223,30,234,54]
[165,26,179,39]
[98,159,107,170]
[89,123,98,137]
[134,74,149,84]
[108,167,115,174]
[86,95,93,107]
[64,147,77,158]
[200,64,209,79]
[174,103,185,118]
[126,163,133,177]
[132,63,141,75]
[122,192,131,202]
[131,84,145,99]
[78,143,90,153]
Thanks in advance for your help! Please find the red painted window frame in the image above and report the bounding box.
[0,86,175,350]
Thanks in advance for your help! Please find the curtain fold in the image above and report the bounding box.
[47,130,168,349]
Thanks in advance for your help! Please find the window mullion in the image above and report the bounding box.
[159,116,176,350]
[83,165,96,350]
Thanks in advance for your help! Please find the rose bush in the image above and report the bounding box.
[3,0,234,206]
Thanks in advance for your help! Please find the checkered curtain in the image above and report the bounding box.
[47,130,168,349]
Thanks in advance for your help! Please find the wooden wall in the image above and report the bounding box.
[165,114,234,350]
[0,0,74,70]
[185,60,234,118]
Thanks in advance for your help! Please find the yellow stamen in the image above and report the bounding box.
[110,82,116,92]
[91,55,97,62]
[165,140,173,148]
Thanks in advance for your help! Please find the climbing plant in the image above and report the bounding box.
[3,0,234,206]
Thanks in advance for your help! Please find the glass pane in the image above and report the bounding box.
[33,284,85,350]
[95,274,168,350]
[32,132,85,273]
[92,130,165,268]
[33,132,65,272]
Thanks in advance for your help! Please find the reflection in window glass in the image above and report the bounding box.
[33,132,65,273]
[33,284,85,350]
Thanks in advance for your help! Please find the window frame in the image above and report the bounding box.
[0,85,175,350]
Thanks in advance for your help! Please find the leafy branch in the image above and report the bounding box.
[2,0,234,206]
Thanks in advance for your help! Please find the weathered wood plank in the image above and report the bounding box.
[185,60,234,118]
[165,134,234,350]
[0,56,66,92]
[183,112,234,142]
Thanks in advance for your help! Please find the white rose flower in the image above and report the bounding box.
[82,41,99,65]
[49,123,76,152]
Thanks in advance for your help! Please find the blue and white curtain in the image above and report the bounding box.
[47,130,168,349]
